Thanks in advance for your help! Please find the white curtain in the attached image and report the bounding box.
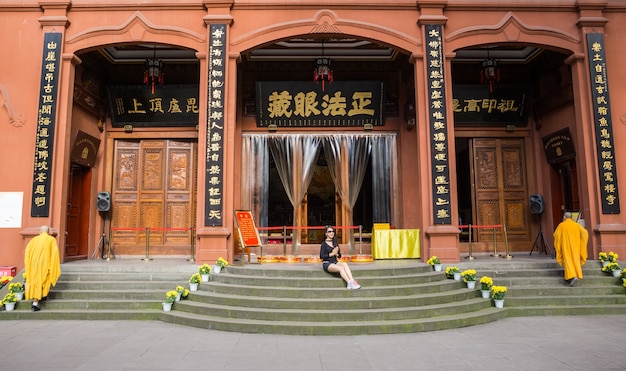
[323,135,372,252]
[268,134,321,253]
[241,135,269,227]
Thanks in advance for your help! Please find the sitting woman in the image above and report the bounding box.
[319,226,361,289]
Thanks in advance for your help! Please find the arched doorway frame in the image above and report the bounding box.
[443,12,598,254]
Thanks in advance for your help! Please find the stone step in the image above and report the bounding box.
[3,258,622,336]
[160,307,508,335]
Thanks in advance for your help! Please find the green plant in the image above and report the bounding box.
[199,264,211,275]
[189,273,201,284]
[608,252,619,263]
[445,266,460,277]
[479,276,493,290]
[217,257,229,268]
[491,285,507,300]
[602,262,620,273]
[620,269,626,280]
[599,252,608,262]
[8,282,24,293]
[426,256,440,265]
[2,292,17,304]
[175,285,185,294]
[165,290,178,304]
[461,269,477,282]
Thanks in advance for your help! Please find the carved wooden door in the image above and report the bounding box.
[111,139,197,255]
[472,138,530,244]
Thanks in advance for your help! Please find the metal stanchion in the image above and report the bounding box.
[491,225,501,258]
[503,224,513,259]
[187,226,195,262]
[142,227,153,261]
[465,224,475,260]
[358,225,363,255]
[282,225,287,256]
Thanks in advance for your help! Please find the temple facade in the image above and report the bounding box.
[1,0,625,269]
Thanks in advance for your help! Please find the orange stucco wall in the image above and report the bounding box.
[2,0,626,270]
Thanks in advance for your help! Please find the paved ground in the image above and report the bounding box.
[2,316,626,370]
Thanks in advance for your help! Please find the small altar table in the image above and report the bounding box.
[372,229,420,259]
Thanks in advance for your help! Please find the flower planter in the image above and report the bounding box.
[453,272,461,281]
[162,302,173,312]
[602,261,609,267]
[494,299,504,308]
[4,302,16,311]
[612,270,621,278]
[481,290,491,299]
[15,291,24,301]
[433,264,442,272]
[213,265,222,274]
[201,274,210,282]
[189,282,199,292]
[466,280,476,289]
[175,292,181,302]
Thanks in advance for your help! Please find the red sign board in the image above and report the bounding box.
[235,210,261,247]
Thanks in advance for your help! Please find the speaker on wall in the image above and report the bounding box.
[529,194,544,215]
[96,192,111,212]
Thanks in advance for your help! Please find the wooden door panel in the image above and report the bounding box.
[111,139,196,253]
[472,138,529,244]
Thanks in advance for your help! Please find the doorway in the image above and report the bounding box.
[65,164,92,261]
[110,139,198,255]
[456,137,531,251]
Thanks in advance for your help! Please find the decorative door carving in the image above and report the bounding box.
[111,140,197,255]
[472,138,529,244]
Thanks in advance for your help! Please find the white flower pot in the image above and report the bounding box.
[175,292,181,302]
[494,299,504,308]
[466,280,476,289]
[602,261,609,267]
[4,302,16,311]
[433,264,442,272]
[453,272,461,281]
[612,270,621,278]
[201,274,210,282]
[213,265,222,274]
[15,291,24,301]
[162,302,173,312]
[189,282,199,291]
[481,290,491,299]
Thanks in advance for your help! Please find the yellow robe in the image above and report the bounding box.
[24,232,61,301]
[553,219,588,280]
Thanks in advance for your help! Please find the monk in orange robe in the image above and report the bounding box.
[24,225,61,311]
[553,212,588,286]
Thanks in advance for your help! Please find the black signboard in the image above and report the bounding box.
[70,130,101,167]
[452,84,528,126]
[586,33,620,214]
[106,85,199,127]
[204,24,227,226]
[425,24,452,225]
[256,81,384,127]
[542,128,575,164]
[31,32,62,217]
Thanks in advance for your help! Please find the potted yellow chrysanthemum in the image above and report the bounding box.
[426,256,442,272]
[214,257,229,273]
[491,285,507,308]
[479,276,493,298]
[2,292,18,312]
[199,264,211,282]
[461,269,477,289]
[8,282,25,301]
[162,290,177,312]
[189,273,201,291]
[446,266,461,280]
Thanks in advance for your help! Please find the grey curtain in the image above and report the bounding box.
[268,134,321,253]
[241,133,398,250]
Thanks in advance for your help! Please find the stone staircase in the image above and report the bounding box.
[1,259,625,335]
